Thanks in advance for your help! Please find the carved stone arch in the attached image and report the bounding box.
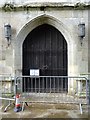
[15,14,73,76]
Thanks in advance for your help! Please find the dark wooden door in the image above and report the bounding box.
[23,24,67,76]
[22,24,68,92]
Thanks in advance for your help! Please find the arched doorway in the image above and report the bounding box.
[23,24,67,76]
[22,24,68,92]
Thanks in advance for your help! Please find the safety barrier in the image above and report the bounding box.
[0,74,15,112]
[15,76,89,114]
[0,75,89,113]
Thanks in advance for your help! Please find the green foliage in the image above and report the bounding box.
[74,2,86,10]
[2,3,15,12]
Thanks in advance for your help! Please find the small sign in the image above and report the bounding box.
[30,69,39,76]
[30,69,35,76]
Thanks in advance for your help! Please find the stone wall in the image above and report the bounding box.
[0,0,89,7]
[0,1,89,95]
[0,2,89,77]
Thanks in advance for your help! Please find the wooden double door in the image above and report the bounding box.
[22,24,68,92]
[23,24,67,76]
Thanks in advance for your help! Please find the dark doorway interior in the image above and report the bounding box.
[22,24,68,92]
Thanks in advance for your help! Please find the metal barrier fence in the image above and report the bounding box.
[0,75,89,113]
[15,76,89,105]
[0,75,15,97]
[0,75,15,112]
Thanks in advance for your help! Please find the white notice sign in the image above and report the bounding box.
[30,69,35,76]
[30,69,39,76]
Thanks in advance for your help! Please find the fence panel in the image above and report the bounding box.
[0,75,15,112]
[0,75,89,113]
[15,76,89,105]
[0,75,15,98]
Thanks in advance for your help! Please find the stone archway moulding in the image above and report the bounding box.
[15,14,73,76]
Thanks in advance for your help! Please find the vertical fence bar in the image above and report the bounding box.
[1,77,2,96]
[29,77,30,93]
[81,79,83,104]
[21,77,23,93]
[65,77,67,92]
[24,77,26,92]
[76,79,78,95]
[46,77,48,93]
[4,77,5,94]
[50,77,51,93]
[87,78,90,105]
[61,77,63,93]
[43,77,45,93]
[27,77,29,92]
[44,77,45,92]
[57,77,59,103]
[42,77,43,92]
[15,77,17,95]
[74,78,77,103]
[54,77,55,93]
[80,80,82,95]
[12,77,14,94]
[86,78,89,104]
[10,77,11,94]
[58,77,59,93]
[64,77,66,92]
[34,77,36,93]
[40,77,42,92]
[65,77,68,93]
[31,77,32,92]
[26,77,28,92]
[53,77,57,101]
[39,77,40,93]
[42,77,44,93]
[11,77,13,94]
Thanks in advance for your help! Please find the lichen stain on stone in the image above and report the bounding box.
[1,2,90,12]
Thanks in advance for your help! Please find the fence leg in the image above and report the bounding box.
[79,103,83,114]
[22,102,28,111]
[4,100,11,112]
[22,102,25,111]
